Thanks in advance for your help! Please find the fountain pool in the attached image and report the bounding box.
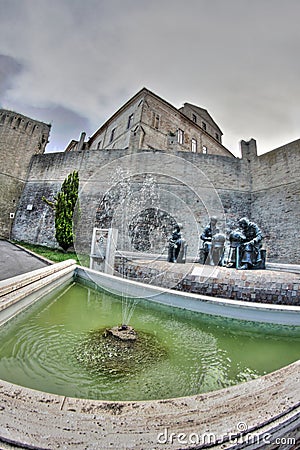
[1,261,300,449]
[0,279,299,402]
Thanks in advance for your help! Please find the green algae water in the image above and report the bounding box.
[0,280,299,401]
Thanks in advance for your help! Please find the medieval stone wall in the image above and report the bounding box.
[11,137,300,263]
[249,139,300,263]
[0,109,50,238]
[12,148,248,257]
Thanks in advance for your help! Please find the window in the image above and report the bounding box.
[109,128,116,143]
[202,145,207,154]
[192,114,197,123]
[127,114,134,129]
[177,129,184,144]
[97,140,102,149]
[202,121,206,131]
[191,138,197,153]
[152,113,160,129]
[215,133,219,141]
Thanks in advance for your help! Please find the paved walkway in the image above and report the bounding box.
[0,240,49,281]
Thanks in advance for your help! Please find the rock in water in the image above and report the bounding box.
[105,325,137,341]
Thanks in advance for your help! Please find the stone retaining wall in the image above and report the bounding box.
[115,259,300,305]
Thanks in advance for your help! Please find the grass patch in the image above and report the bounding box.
[13,241,89,266]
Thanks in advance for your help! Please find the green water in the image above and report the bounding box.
[0,280,299,401]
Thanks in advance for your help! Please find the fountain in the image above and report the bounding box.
[74,320,167,378]
[92,169,183,328]
[2,147,299,447]
[104,324,137,341]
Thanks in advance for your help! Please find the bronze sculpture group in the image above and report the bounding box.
[199,216,265,269]
[168,217,265,269]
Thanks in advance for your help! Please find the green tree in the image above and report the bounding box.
[43,170,79,251]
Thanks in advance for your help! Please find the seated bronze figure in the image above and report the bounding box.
[227,217,265,270]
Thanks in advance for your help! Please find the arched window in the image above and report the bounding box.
[191,138,197,153]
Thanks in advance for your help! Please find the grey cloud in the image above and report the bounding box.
[0,0,300,155]
[23,105,93,152]
[0,54,23,100]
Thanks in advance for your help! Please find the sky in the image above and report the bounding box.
[0,0,300,157]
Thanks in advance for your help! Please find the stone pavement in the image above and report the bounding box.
[0,240,49,281]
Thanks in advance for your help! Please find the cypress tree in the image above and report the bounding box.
[43,170,79,251]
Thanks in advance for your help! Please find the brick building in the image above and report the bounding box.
[65,87,233,157]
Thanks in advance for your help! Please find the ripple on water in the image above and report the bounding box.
[0,281,299,401]
[74,328,168,378]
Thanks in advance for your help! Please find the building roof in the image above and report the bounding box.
[65,139,78,152]
[180,103,223,136]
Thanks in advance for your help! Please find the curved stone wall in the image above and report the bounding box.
[0,359,299,449]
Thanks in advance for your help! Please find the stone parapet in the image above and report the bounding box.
[0,259,76,326]
[0,359,299,449]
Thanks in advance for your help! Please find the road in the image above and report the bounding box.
[0,240,49,281]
